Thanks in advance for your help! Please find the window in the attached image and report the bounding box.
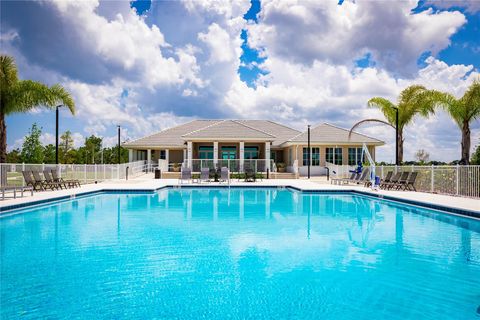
[160,150,166,160]
[348,147,364,165]
[244,146,259,159]
[199,146,213,159]
[303,147,320,166]
[326,147,343,165]
[335,148,343,165]
[221,146,236,159]
[270,150,276,162]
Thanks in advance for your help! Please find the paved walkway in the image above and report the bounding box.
[1,178,479,217]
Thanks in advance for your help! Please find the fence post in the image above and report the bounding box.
[381,165,384,179]
[104,164,106,180]
[22,162,25,187]
[117,164,120,180]
[395,165,398,174]
[94,164,97,181]
[456,164,459,195]
[84,164,87,184]
[431,165,434,193]
[42,163,45,171]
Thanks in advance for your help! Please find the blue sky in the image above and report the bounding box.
[1,0,479,162]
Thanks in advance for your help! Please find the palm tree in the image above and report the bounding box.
[349,85,436,164]
[435,79,480,164]
[0,55,75,163]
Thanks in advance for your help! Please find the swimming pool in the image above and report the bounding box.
[1,188,479,319]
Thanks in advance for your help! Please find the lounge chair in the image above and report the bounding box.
[398,172,418,191]
[381,172,400,189]
[379,171,393,187]
[31,170,61,190]
[51,169,80,188]
[346,169,368,185]
[22,171,43,191]
[332,172,356,185]
[387,172,409,190]
[200,167,210,183]
[219,167,230,183]
[179,167,192,184]
[44,170,66,189]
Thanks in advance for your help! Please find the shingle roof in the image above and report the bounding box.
[124,120,221,147]
[182,120,276,140]
[235,120,301,147]
[287,123,384,145]
[124,120,383,148]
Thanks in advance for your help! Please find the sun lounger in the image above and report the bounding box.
[179,167,192,184]
[219,167,230,183]
[381,172,400,189]
[379,171,393,188]
[51,169,80,188]
[31,170,61,190]
[386,172,409,190]
[44,170,66,189]
[332,172,356,185]
[397,171,417,191]
[22,171,43,191]
[200,167,210,183]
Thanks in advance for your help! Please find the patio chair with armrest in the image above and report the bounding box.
[31,170,61,190]
[51,169,80,188]
[44,170,66,189]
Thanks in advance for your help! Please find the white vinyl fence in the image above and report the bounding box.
[327,163,480,198]
[0,161,147,186]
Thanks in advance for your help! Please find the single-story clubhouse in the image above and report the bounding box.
[124,120,384,176]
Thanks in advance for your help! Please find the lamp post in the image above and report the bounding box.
[307,124,311,179]
[117,125,121,164]
[55,105,63,164]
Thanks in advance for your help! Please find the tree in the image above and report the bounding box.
[434,79,480,164]
[0,55,75,163]
[471,142,480,165]
[84,135,102,163]
[21,123,44,163]
[349,85,437,164]
[43,144,56,164]
[59,130,75,163]
[414,149,430,164]
[6,148,22,163]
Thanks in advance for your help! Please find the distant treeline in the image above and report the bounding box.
[6,123,129,164]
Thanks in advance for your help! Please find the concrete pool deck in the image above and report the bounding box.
[0,178,479,218]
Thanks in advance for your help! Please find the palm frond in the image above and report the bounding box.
[49,84,75,115]
[367,97,397,125]
[461,78,480,122]
[348,118,394,140]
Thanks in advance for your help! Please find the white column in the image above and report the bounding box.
[128,149,133,162]
[265,142,271,171]
[239,141,244,172]
[147,149,151,171]
[187,141,192,169]
[165,149,170,165]
[213,141,219,167]
[183,149,186,167]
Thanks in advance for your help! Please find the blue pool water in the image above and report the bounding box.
[1,188,479,319]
